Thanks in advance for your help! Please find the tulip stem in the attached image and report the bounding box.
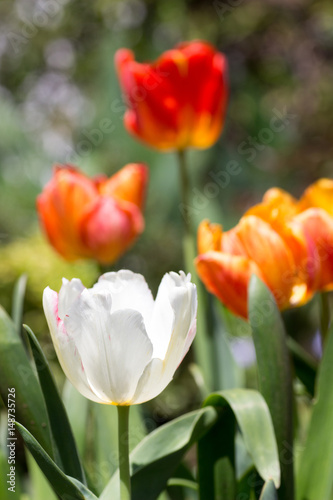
[177,150,214,393]
[178,149,192,237]
[117,405,131,500]
[320,292,330,345]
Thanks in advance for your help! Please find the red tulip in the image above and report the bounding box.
[37,163,148,264]
[115,41,228,151]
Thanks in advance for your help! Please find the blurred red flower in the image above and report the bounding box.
[115,40,228,151]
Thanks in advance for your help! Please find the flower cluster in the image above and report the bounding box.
[196,178,333,317]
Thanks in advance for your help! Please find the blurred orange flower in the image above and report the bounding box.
[195,218,308,318]
[37,163,148,265]
[196,178,333,317]
[115,41,228,151]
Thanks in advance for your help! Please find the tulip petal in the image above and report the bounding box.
[80,197,144,265]
[197,219,223,254]
[43,287,104,404]
[37,166,98,260]
[95,270,154,327]
[64,289,153,405]
[224,216,299,308]
[293,208,333,291]
[246,187,298,225]
[298,178,333,216]
[98,163,148,209]
[58,278,85,321]
[133,272,197,403]
[196,251,264,318]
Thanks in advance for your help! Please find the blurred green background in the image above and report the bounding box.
[0,0,332,497]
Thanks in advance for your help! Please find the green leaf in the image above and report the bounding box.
[259,480,278,500]
[100,406,218,500]
[248,276,294,500]
[287,336,317,397]
[197,402,235,500]
[167,478,198,491]
[297,322,333,500]
[11,274,27,336]
[202,389,280,490]
[213,301,245,391]
[24,325,86,484]
[0,306,53,456]
[63,381,89,458]
[16,423,97,500]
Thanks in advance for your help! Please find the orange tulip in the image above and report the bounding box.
[115,41,228,151]
[198,179,333,317]
[195,217,309,318]
[246,180,333,295]
[37,163,148,264]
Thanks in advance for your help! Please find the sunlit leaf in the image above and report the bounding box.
[24,325,85,484]
[297,322,333,500]
[249,276,294,500]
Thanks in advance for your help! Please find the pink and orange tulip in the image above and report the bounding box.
[115,41,228,151]
[37,163,148,265]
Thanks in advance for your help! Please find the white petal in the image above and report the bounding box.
[147,273,175,358]
[43,287,104,404]
[133,272,197,403]
[131,358,164,404]
[64,288,153,405]
[95,270,154,328]
[58,278,85,321]
[148,271,197,360]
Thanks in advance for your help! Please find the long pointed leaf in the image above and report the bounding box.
[297,322,333,500]
[0,307,53,456]
[197,404,235,500]
[16,423,97,500]
[100,406,218,500]
[11,274,27,336]
[24,325,85,484]
[248,276,294,500]
[203,389,280,489]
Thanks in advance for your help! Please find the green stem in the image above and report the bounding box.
[176,150,213,393]
[320,292,330,346]
[117,405,131,500]
[177,149,192,236]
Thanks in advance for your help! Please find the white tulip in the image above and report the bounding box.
[43,270,197,406]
